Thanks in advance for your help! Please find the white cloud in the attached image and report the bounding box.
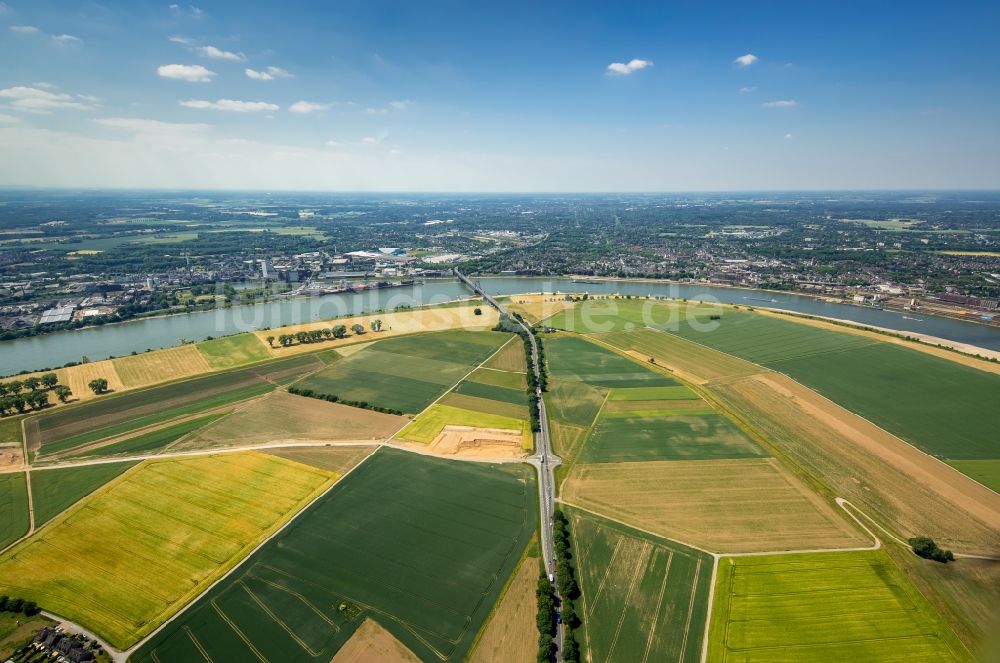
[739,86,756,94]
[169,4,203,17]
[361,136,378,144]
[326,139,340,147]
[389,100,414,110]
[0,113,21,124]
[0,2,10,15]
[784,133,793,139]
[762,99,798,108]
[95,117,210,133]
[168,35,194,45]
[365,107,387,116]
[289,100,329,114]
[606,59,653,76]
[245,66,292,81]
[180,99,279,112]
[51,34,81,43]
[734,53,758,68]
[10,25,39,33]
[0,86,94,112]
[196,45,245,62]
[157,64,215,82]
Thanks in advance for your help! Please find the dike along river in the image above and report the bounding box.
[3,276,1000,376]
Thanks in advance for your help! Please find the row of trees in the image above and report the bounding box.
[553,509,582,662]
[0,372,59,395]
[287,386,403,416]
[0,371,76,417]
[493,314,548,433]
[266,320,383,348]
[0,594,41,616]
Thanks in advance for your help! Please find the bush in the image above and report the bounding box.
[909,536,955,563]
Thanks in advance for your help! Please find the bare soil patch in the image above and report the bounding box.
[331,618,422,663]
[416,425,528,459]
[562,458,866,553]
[709,373,1000,554]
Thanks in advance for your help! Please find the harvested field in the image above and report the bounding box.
[946,460,1000,493]
[27,354,321,458]
[0,453,334,648]
[597,328,763,383]
[562,459,866,553]
[178,390,408,450]
[468,556,539,663]
[264,446,375,474]
[708,372,1000,554]
[545,378,607,428]
[505,295,575,324]
[439,392,529,420]
[570,507,712,663]
[482,338,528,372]
[546,335,677,387]
[707,551,971,662]
[397,403,532,448]
[30,460,137,526]
[331,619,420,663]
[132,450,537,663]
[580,413,765,463]
[467,366,527,390]
[608,385,698,400]
[113,345,211,388]
[55,360,125,402]
[197,333,271,369]
[255,305,499,356]
[0,472,28,550]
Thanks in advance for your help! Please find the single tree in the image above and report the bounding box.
[332,324,347,339]
[266,335,275,347]
[40,372,59,389]
[88,378,109,395]
[474,307,483,315]
[23,376,41,391]
[54,385,72,402]
[351,323,365,335]
[6,380,23,395]
[371,319,383,332]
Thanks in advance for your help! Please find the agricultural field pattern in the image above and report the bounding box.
[0,297,996,663]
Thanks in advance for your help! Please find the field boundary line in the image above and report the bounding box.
[640,551,672,663]
[677,557,701,663]
[120,448,381,661]
[605,541,650,662]
[558,500,718,557]
[699,556,719,663]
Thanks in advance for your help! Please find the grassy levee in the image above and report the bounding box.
[294,330,511,414]
[26,353,322,459]
[30,461,138,526]
[669,310,1000,462]
[707,550,972,662]
[132,449,538,663]
[196,333,272,369]
[568,506,712,663]
[0,472,28,550]
[0,452,336,649]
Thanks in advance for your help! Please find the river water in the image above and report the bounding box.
[3,277,999,376]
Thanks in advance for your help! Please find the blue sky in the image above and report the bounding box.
[1,0,998,191]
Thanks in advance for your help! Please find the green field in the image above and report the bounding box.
[61,413,226,460]
[669,312,1000,460]
[609,385,698,401]
[0,473,28,550]
[132,449,537,663]
[546,335,677,388]
[294,330,510,414]
[466,366,527,390]
[945,459,1000,493]
[570,507,712,663]
[398,403,532,445]
[30,461,138,526]
[26,354,321,458]
[708,551,971,662]
[197,333,271,369]
[580,413,765,463]
[0,452,335,648]
[454,379,526,404]
[545,378,607,428]
[548,298,719,334]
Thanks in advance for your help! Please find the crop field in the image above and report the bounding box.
[264,446,375,474]
[548,298,720,334]
[545,378,607,428]
[609,385,698,400]
[668,311,1000,461]
[602,398,714,413]
[132,449,537,663]
[26,354,322,458]
[546,335,678,388]
[468,555,539,663]
[466,366,527,390]
[61,413,227,460]
[580,413,765,463]
[453,379,526,405]
[549,418,589,460]
[707,551,971,662]
[570,508,712,663]
[331,619,420,663]
[294,330,510,414]
[946,460,1000,493]
[482,338,528,372]
[197,333,271,369]
[397,403,532,446]
[30,460,137,526]
[0,452,335,648]
[0,473,28,550]
[439,392,529,420]
[55,359,126,402]
[562,459,867,552]
[178,390,407,450]
[113,345,212,388]
[597,328,763,383]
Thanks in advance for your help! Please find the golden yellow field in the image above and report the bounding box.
[256,305,499,356]
[469,556,539,663]
[506,294,575,324]
[561,458,867,553]
[0,452,336,648]
[112,344,211,388]
[55,360,125,402]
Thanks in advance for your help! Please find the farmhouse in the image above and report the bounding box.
[32,628,94,662]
